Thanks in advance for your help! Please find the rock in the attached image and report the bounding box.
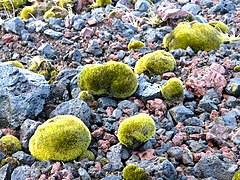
[188,140,207,152]
[44,29,63,39]
[0,63,50,128]
[182,3,201,15]
[73,18,85,30]
[86,39,103,56]
[169,105,195,123]
[193,155,234,180]
[102,176,122,180]
[0,164,11,180]
[67,49,82,62]
[31,160,53,174]
[178,0,189,5]
[11,165,41,180]
[80,27,94,38]
[97,97,117,109]
[194,15,208,23]
[184,117,204,127]
[20,119,41,151]
[3,17,25,35]
[231,129,240,146]
[50,98,91,127]
[200,0,213,7]
[135,0,150,12]
[225,78,240,97]
[78,168,91,180]
[38,43,57,59]
[106,144,124,171]
[112,109,123,120]
[182,126,203,134]
[117,100,139,115]
[222,109,239,126]
[0,151,5,162]
[12,151,35,166]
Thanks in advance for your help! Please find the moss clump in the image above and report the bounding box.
[134,50,176,76]
[0,135,21,155]
[122,164,149,180]
[8,61,24,68]
[28,56,57,83]
[232,170,240,180]
[0,157,19,168]
[58,0,73,7]
[0,0,26,10]
[20,5,36,20]
[208,21,229,34]
[78,61,138,99]
[43,6,68,19]
[160,78,183,100]
[79,150,95,161]
[78,91,95,106]
[29,115,91,161]
[163,21,224,52]
[90,0,112,8]
[118,114,156,149]
[128,41,145,50]
[234,66,240,72]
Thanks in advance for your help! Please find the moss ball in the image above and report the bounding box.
[128,41,145,50]
[29,115,91,161]
[0,0,26,10]
[20,6,36,20]
[0,157,19,168]
[232,170,240,180]
[208,21,229,34]
[163,21,224,52]
[118,114,156,149]
[134,50,176,76]
[0,135,22,155]
[160,77,183,100]
[78,61,138,99]
[78,91,94,102]
[122,164,149,180]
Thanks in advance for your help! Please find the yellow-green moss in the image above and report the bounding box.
[79,150,95,161]
[163,21,224,52]
[29,115,91,161]
[58,0,73,7]
[90,0,112,8]
[20,5,36,20]
[0,135,21,155]
[128,41,145,50]
[118,114,156,149]
[134,50,176,76]
[8,60,24,68]
[78,91,94,102]
[234,66,240,72]
[28,56,57,83]
[160,78,183,101]
[78,61,138,98]
[232,170,240,180]
[122,164,149,180]
[0,157,19,168]
[0,0,26,10]
[43,6,68,19]
[208,21,229,34]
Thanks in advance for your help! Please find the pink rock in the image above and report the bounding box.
[64,31,72,39]
[162,72,176,79]
[172,132,187,146]
[210,110,219,121]
[103,133,118,144]
[135,149,157,160]
[2,33,19,44]
[105,107,114,116]
[98,140,110,150]
[80,27,94,38]
[87,18,98,26]
[92,128,105,138]
[51,162,61,174]
[146,98,167,118]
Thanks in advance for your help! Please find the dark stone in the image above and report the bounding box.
[86,40,103,56]
[12,151,35,166]
[38,43,57,59]
[11,165,41,180]
[106,144,124,171]
[97,97,117,109]
[197,97,218,113]
[44,29,63,39]
[225,78,240,97]
[0,164,11,180]
[118,100,139,115]
[3,17,25,35]
[169,105,195,123]
[182,126,203,134]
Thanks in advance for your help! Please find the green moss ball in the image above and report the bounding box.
[0,0,26,10]
[208,21,229,34]
[160,77,184,100]
[163,21,224,52]
[29,115,91,161]
[128,41,145,50]
[134,50,176,76]
[232,170,240,180]
[78,61,138,98]
[122,164,149,180]
[118,114,156,149]
[0,135,22,155]
[78,91,94,102]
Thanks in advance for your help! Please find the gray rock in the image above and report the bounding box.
[86,39,103,56]
[169,105,195,123]
[184,117,204,127]
[44,29,63,39]
[50,98,91,127]
[0,151,5,162]
[12,151,35,166]
[182,3,201,15]
[193,155,234,180]
[97,97,117,109]
[21,29,30,41]
[20,119,41,151]
[118,100,139,115]
[68,49,82,62]
[182,126,203,134]
[188,140,207,152]
[224,96,240,108]
[0,164,11,180]
[0,63,50,128]
[3,17,25,35]
[135,0,150,12]
[223,109,239,126]
[112,109,123,120]
[73,18,85,30]
[195,15,208,23]
[38,43,57,59]
[31,160,53,174]
[186,46,194,56]
[78,167,91,180]
[11,165,41,180]
[106,144,124,170]
[48,18,64,31]
[117,50,126,60]
[225,78,240,97]
[102,176,122,180]
[200,0,213,7]
[178,0,189,5]
[34,20,47,33]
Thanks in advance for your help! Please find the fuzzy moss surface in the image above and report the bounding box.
[0,135,21,155]
[128,41,145,50]
[90,0,112,8]
[20,6,36,20]
[163,21,224,52]
[78,91,94,102]
[58,0,73,7]
[78,61,138,98]
[232,170,240,180]
[43,6,68,19]
[118,114,156,149]
[0,0,26,10]
[29,115,91,161]
[122,164,149,180]
[8,61,24,68]
[134,50,176,76]
[160,77,183,100]
[208,21,229,34]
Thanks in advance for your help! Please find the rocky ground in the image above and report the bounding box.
[0,0,240,179]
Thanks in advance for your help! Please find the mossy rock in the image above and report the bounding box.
[0,135,21,155]
[90,0,112,8]
[232,170,240,180]
[0,0,26,10]
[118,114,156,149]
[128,41,145,50]
[160,77,183,100]
[43,6,68,19]
[29,115,91,161]
[122,164,149,180]
[163,21,224,52]
[134,50,176,76]
[78,61,138,99]
[0,157,19,168]
[20,5,36,20]
[208,21,229,34]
